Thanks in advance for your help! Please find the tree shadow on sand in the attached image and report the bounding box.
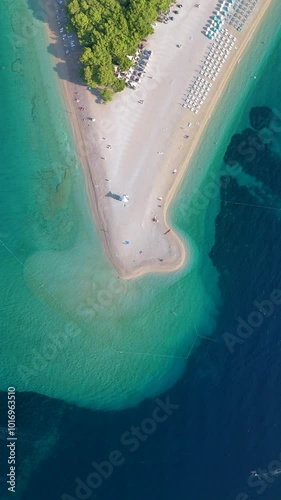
[26,0,104,104]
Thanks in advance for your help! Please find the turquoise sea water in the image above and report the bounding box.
[0,0,213,411]
[0,0,280,413]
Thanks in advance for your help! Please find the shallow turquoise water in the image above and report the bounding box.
[0,0,280,411]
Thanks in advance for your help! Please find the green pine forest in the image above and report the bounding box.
[67,0,171,102]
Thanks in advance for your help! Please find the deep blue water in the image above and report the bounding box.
[2,105,281,500]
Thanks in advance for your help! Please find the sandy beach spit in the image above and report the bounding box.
[46,0,273,279]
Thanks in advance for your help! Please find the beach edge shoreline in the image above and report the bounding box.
[44,0,272,280]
